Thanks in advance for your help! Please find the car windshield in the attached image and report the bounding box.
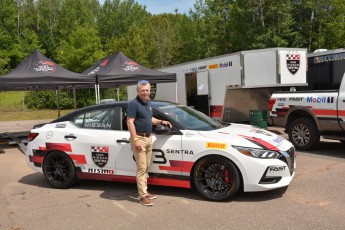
[154,103,223,131]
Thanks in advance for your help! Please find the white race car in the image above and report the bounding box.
[26,101,296,201]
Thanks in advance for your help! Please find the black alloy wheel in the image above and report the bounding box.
[42,151,76,189]
[193,156,240,201]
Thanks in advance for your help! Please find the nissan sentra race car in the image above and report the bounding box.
[25,101,296,201]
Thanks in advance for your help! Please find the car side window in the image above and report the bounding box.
[73,108,115,130]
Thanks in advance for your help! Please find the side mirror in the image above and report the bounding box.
[154,125,171,135]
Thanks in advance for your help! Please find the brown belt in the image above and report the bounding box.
[136,132,151,137]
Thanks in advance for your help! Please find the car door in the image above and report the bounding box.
[69,106,118,175]
[114,107,183,177]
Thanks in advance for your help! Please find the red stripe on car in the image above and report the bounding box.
[46,143,72,152]
[69,154,87,164]
[76,173,191,188]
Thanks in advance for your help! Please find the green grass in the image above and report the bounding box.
[0,91,73,121]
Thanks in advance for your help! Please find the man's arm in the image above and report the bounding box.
[127,117,137,140]
[152,117,172,128]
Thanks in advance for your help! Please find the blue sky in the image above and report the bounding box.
[99,0,196,14]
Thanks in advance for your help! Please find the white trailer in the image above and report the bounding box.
[128,47,307,122]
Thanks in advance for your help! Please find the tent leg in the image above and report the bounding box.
[73,87,76,110]
[56,89,60,118]
[117,87,120,101]
[22,91,25,112]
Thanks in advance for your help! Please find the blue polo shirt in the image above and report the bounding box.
[127,96,153,133]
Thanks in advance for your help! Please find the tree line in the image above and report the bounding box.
[1,0,344,109]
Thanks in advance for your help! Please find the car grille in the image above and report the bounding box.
[278,147,295,175]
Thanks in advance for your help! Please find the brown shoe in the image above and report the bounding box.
[140,196,153,206]
[147,193,157,200]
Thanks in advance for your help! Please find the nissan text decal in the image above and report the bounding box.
[286,54,300,75]
[34,61,56,73]
[122,61,140,72]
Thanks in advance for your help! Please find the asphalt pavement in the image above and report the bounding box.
[1,120,344,229]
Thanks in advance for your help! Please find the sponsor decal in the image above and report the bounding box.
[122,61,140,72]
[269,166,286,172]
[306,96,334,103]
[87,67,100,75]
[100,59,109,67]
[314,53,345,63]
[208,64,218,69]
[286,54,300,75]
[289,97,303,101]
[276,98,286,101]
[273,136,284,144]
[149,83,157,100]
[219,61,232,68]
[278,103,285,106]
[88,168,114,174]
[206,142,227,150]
[91,146,109,168]
[198,65,207,71]
[55,123,66,128]
[34,61,56,73]
[166,149,194,155]
[84,123,111,128]
[250,129,272,136]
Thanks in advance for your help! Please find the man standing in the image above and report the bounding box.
[127,80,172,206]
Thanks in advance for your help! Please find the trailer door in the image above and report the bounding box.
[338,73,345,131]
[186,71,210,116]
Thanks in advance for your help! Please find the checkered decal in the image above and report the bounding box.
[286,54,300,60]
[91,146,109,153]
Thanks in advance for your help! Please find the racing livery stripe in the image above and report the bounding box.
[69,154,87,164]
[46,143,72,152]
[39,146,47,151]
[239,135,280,151]
[312,109,337,116]
[29,155,43,163]
[159,160,194,172]
[76,173,191,188]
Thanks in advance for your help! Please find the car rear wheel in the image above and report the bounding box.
[43,151,76,189]
[193,156,240,201]
[288,118,319,150]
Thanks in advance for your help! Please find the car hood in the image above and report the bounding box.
[198,123,292,151]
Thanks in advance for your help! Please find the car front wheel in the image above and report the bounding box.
[193,156,240,201]
[42,151,76,189]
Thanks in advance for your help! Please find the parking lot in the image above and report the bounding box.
[1,121,345,230]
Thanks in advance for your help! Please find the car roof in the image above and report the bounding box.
[53,100,178,123]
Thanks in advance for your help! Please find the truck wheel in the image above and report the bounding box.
[192,156,240,201]
[42,151,76,189]
[288,118,320,150]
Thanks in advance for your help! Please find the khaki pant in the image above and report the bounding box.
[131,136,153,198]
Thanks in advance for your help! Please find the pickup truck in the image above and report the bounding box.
[268,73,345,150]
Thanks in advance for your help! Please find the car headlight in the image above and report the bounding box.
[232,146,281,159]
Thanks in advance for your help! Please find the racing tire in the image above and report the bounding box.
[288,118,320,150]
[192,156,240,201]
[42,151,76,189]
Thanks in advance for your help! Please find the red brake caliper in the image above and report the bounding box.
[224,170,230,183]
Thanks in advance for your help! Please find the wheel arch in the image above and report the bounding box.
[285,107,320,132]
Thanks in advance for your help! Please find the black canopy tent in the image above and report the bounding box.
[82,51,176,103]
[0,50,95,116]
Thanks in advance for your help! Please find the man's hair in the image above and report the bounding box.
[137,80,150,89]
